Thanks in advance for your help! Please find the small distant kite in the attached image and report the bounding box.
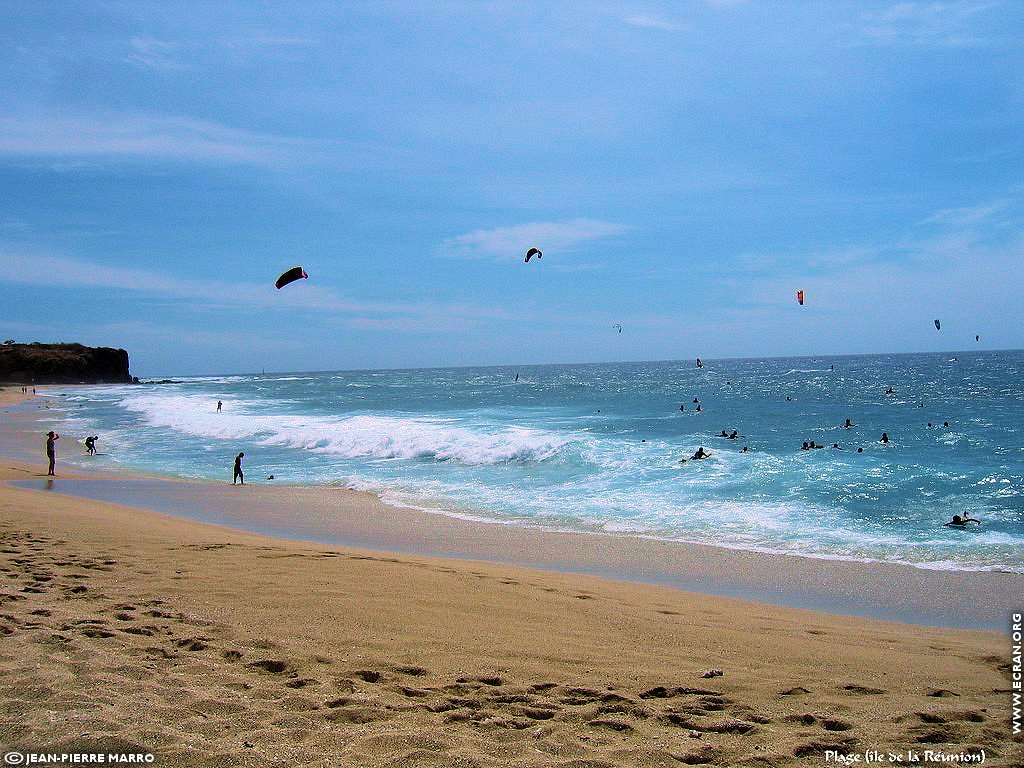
[796,290,805,306]
[525,247,542,263]
[934,319,941,331]
[612,323,622,334]
[275,266,308,289]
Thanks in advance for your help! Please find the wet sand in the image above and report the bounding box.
[1,386,1020,766]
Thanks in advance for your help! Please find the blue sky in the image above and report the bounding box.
[1,1,1022,376]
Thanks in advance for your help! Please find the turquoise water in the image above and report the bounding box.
[45,351,1024,572]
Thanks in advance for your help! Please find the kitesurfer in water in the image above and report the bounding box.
[880,432,889,444]
[944,514,980,528]
[233,452,245,485]
[843,418,855,429]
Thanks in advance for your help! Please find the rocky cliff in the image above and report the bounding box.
[0,343,134,384]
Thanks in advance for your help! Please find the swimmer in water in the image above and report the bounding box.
[680,447,711,462]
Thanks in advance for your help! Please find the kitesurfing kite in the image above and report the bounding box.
[525,247,542,263]
[796,290,805,306]
[275,266,308,289]
[934,319,941,331]
[613,323,622,334]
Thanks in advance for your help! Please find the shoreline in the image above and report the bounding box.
[1,384,1020,765]
[4,386,1020,631]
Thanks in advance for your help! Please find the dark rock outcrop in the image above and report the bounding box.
[0,343,133,384]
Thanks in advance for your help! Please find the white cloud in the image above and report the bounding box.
[125,37,191,72]
[858,0,999,47]
[624,15,682,31]
[0,113,308,165]
[922,199,1013,227]
[0,249,527,332]
[440,218,629,260]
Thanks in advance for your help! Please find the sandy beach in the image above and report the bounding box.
[1,386,1020,767]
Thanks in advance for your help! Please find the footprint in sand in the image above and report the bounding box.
[247,659,291,675]
[587,718,632,732]
[394,665,428,676]
[841,684,885,695]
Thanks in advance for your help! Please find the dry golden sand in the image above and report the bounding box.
[0,388,1020,767]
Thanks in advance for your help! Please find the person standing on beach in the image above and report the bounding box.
[45,431,59,476]
[216,400,222,412]
[233,452,245,485]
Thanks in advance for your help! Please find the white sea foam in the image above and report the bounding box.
[118,392,570,465]
[46,353,1024,574]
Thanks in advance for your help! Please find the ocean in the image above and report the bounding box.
[43,351,1024,573]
